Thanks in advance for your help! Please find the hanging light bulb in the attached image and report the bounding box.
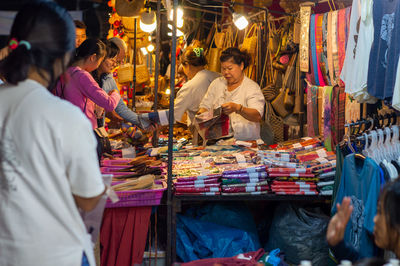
[147,44,155,52]
[232,13,248,30]
[140,10,156,33]
[140,47,148,55]
[168,24,184,37]
[169,7,184,28]
[165,88,171,95]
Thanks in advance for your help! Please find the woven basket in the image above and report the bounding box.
[207,47,222,72]
[266,101,284,143]
[136,64,150,84]
[242,24,258,56]
[261,83,279,101]
[118,63,133,83]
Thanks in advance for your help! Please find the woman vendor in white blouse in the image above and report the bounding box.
[198,48,265,141]
[174,47,220,128]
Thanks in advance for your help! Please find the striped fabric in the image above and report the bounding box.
[316,14,327,86]
[323,86,333,151]
[321,13,331,85]
[310,15,320,85]
[331,10,340,86]
[337,8,347,87]
[327,12,335,86]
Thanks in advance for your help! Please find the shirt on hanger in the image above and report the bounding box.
[367,0,398,100]
[332,153,381,259]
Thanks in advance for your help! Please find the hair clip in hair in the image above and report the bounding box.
[8,38,31,50]
[193,47,203,57]
[19,40,31,50]
[9,38,19,50]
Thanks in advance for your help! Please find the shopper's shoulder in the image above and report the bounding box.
[243,76,261,90]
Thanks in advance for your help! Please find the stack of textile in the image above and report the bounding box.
[173,158,222,196]
[259,137,335,196]
[174,174,221,196]
[220,165,270,195]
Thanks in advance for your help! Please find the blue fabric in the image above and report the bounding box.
[332,154,381,259]
[384,1,400,102]
[100,73,141,126]
[310,15,320,85]
[367,0,399,100]
[81,252,89,266]
[330,240,360,262]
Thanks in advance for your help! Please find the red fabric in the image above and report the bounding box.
[100,207,151,266]
[181,248,265,266]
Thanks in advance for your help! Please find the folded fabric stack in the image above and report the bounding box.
[174,174,222,196]
[259,137,335,196]
[220,165,270,195]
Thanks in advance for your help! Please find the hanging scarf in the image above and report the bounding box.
[316,13,327,86]
[331,10,340,86]
[318,86,325,136]
[327,12,335,86]
[345,6,352,50]
[310,15,320,85]
[300,5,312,72]
[307,85,320,136]
[337,8,347,87]
[322,12,331,85]
[323,86,333,151]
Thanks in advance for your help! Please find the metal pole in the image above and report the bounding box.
[166,0,177,264]
[152,0,162,147]
[132,18,137,110]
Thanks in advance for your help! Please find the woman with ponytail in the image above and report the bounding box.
[0,1,105,265]
[54,38,121,130]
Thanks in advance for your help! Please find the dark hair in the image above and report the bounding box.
[105,40,119,60]
[74,20,87,30]
[379,180,400,250]
[0,1,75,87]
[73,38,106,64]
[181,47,207,67]
[220,47,251,69]
[353,258,387,266]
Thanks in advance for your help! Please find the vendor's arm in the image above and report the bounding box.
[327,197,360,262]
[198,79,218,114]
[174,83,194,122]
[221,102,262,122]
[78,72,120,111]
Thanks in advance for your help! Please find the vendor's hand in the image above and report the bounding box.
[326,197,353,247]
[221,102,240,115]
[138,116,160,132]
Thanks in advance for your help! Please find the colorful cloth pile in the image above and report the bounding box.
[259,137,335,195]
[220,165,270,195]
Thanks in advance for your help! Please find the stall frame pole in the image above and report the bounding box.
[152,0,162,147]
[132,18,137,110]
[166,0,178,264]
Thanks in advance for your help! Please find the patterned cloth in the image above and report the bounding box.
[310,15,320,85]
[300,5,312,72]
[337,8,347,87]
[331,10,340,86]
[324,86,333,151]
[307,85,319,136]
[318,86,325,136]
[327,12,335,86]
[316,14,327,86]
[322,13,331,85]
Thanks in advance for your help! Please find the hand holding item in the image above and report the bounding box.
[221,102,241,115]
[326,197,353,246]
[94,104,104,119]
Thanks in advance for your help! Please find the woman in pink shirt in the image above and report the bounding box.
[55,38,120,129]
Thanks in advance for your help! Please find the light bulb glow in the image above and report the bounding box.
[140,11,156,33]
[140,47,148,55]
[166,88,171,95]
[169,7,184,28]
[233,13,248,30]
[147,44,155,52]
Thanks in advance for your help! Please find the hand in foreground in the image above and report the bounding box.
[138,116,160,132]
[221,102,240,115]
[326,197,353,246]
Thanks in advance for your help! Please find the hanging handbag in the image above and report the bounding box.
[272,54,297,118]
[206,25,222,73]
[242,23,258,56]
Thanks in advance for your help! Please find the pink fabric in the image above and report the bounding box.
[55,66,120,128]
[181,249,265,266]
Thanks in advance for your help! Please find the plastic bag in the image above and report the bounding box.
[177,203,261,262]
[194,107,230,141]
[265,203,330,266]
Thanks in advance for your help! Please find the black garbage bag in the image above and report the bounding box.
[265,203,330,266]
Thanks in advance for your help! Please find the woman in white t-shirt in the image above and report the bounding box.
[174,47,220,127]
[198,48,265,141]
[0,2,105,266]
